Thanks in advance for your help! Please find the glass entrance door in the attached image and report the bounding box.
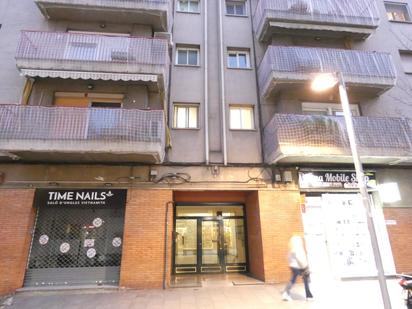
[174,204,247,274]
[201,220,223,273]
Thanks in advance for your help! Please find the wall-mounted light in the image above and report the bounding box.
[87,84,94,90]
[378,182,401,203]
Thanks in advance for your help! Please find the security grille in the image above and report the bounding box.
[24,189,126,287]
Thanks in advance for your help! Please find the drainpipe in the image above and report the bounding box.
[249,0,265,164]
[204,0,209,165]
[218,0,228,165]
[163,201,174,289]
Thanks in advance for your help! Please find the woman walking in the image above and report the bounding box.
[282,234,313,301]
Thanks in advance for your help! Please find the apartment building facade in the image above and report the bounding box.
[0,0,411,295]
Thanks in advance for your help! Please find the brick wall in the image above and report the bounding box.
[383,207,412,273]
[120,189,173,289]
[257,190,303,283]
[0,189,35,296]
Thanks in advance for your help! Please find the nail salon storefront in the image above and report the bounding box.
[24,189,127,287]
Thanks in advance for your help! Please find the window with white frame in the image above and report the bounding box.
[230,105,254,130]
[173,104,199,129]
[385,2,411,22]
[177,0,200,13]
[176,46,200,66]
[227,49,250,69]
[226,1,247,16]
[302,102,360,116]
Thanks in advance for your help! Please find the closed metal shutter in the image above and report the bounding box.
[24,189,126,287]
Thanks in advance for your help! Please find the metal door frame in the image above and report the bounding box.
[173,203,249,274]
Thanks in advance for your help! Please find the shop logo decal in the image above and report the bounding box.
[60,242,70,253]
[87,248,96,258]
[39,235,49,245]
[112,237,122,248]
[45,190,116,206]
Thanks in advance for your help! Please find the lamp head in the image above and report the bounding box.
[311,73,337,92]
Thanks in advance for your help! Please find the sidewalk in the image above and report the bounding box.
[1,278,405,309]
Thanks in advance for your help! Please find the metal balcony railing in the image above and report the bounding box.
[258,46,397,97]
[253,0,380,40]
[0,104,165,150]
[16,31,169,80]
[263,114,412,164]
[35,0,173,31]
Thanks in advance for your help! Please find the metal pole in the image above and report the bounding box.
[337,72,392,309]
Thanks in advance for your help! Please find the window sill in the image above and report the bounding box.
[225,14,248,18]
[176,10,201,15]
[172,127,201,131]
[388,19,412,24]
[227,67,253,71]
[175,64,201,68]
[229,128,257,132]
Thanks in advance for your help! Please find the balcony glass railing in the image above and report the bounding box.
[263,114,412,163]
[0,105,165,145]
[16,31,169,76]
[253,0,380,39]
[258,46,396,96]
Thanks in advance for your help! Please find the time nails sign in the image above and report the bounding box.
[299,171,376,189]
[35,189,127,208]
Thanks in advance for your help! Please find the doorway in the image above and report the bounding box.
[173,204,247,274]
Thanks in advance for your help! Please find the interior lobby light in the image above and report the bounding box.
[311,73,338,92]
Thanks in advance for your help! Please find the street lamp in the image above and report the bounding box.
[311,72,392,309]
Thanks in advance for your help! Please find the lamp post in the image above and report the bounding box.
[312,72,392,309]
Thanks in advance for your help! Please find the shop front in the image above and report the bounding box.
[173,204,248,274]
[24,189,127,287]
[298,170,396,279]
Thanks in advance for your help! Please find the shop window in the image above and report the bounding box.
[226,1,247,16]
[177,0,200,13]
[227,49,251,69]
[173,104,199,129]
[302,102,360,116]
[176,46,200,66]
[385,2,411,22]
[229,105,254,130]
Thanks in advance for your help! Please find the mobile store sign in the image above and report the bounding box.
[35,189,127,208]
[299,171,376,189]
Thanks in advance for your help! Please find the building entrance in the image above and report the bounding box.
[174,204,247,274]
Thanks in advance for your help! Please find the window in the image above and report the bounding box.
[177,0,200,13]
[302,102,360,116]
[173,104,199,129]
[399,51,412,73]
[230,105,254,130]
[176,47,200,66]
[226,1,247,16]
[385,2,411,22]
[227,49,250,69]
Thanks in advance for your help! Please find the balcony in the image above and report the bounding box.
[35,0,172,31]
[263,114,412,165]
[0,105,165,163]
[253,0,380,41]
[258,46,396,98]
[16,31,170,93]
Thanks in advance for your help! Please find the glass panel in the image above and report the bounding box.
[238,53,248,68]
[224,219,246,264]
[228,53,238,68]
[230,108,241,129]
[202,221,220,265]
[235,3,245,15]
[175,219,197,265]
[176,205,244,217]
[176,106,187,128]
[178,0,189,12]
[226,4,235,14]
[189,0,199,12]
[241,108,253,129]
[385,3,410,21]
[188,106,198,128]
[188,50,198,65]
[177,49,187,65]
